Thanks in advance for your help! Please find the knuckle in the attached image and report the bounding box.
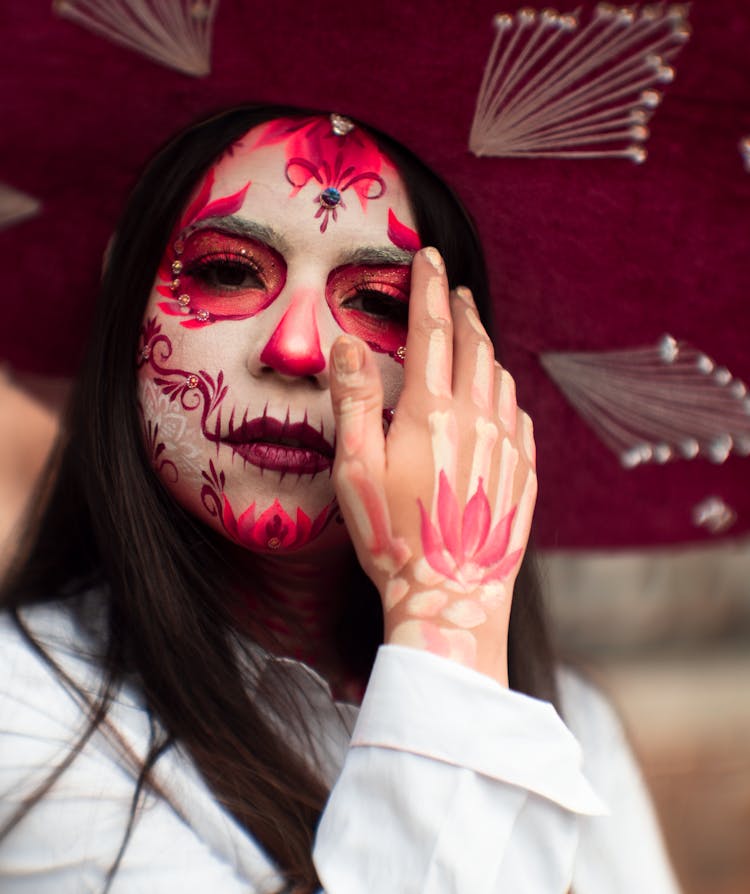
[416,314,452,336]
[334,392,379,417]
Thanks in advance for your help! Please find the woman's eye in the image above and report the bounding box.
[187,258,264,290]
[345,289,408,324]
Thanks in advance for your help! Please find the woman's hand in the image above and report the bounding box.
[329,248,537,686]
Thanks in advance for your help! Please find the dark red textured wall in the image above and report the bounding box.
[1,1,748,548]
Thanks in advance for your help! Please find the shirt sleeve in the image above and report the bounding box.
[313,644,607,894]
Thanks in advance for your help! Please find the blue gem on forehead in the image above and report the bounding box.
[320,187,342,208]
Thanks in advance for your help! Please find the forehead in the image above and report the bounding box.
[180,116,417,252]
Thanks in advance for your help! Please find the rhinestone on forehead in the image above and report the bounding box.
[320,187,342,208]
[330,113,355,136]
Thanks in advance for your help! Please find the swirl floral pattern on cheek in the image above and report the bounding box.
[137,319,338,552]
[137,317,229,448]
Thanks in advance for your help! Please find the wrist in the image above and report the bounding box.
[383,595,510,688]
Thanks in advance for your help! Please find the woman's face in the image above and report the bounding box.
[137,116,420,554]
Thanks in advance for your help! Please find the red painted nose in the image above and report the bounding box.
[260,289,325,376]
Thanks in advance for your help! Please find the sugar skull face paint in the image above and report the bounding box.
[137,116,418,554]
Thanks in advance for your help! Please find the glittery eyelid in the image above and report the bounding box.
[185,251,263,274]
[339,281,410,305]
[180,230,285,278]
[330,266,412,306]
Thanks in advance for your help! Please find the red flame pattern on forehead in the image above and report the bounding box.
[227,116,391,232]
[387,208,421,252]
[181,168,250,232]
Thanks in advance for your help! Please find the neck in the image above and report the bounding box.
[227,535,362,695]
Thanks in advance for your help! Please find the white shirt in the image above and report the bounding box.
[0,601,681,893]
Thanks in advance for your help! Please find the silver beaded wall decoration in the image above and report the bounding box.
[740,136,750,173]
[53,0,220,77]
[0,183,41,231]
[540,335,750,467]
[692,496,737,535]
[469,3,691,162]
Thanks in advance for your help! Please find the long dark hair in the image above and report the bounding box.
[1,104,558,892]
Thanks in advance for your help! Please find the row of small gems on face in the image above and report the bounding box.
[170,237,205,390]
[171,236,210,322]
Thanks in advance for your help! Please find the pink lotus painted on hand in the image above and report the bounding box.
[221,493,333,552]
[418,471,522,590]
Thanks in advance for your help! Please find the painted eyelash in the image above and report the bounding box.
[345,277,408,302]
[183,252,266,287]
[343,286,409,321]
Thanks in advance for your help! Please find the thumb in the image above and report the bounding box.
[329,335,386,468]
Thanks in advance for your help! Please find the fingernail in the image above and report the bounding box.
[333,337,363,375]
[422,247,445,274]
[455,285,474,304]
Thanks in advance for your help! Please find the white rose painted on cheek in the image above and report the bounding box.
[138,378,204,485]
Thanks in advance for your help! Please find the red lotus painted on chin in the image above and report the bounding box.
[221,493,333,552]
[418,472,522,588]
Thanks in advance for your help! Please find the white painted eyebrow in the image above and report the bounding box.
[187,215,414,266]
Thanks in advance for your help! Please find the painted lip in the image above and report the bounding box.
[221,414,335,474]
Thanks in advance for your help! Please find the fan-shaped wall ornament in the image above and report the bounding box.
[540,335,750,467]
[469,3,691,162]
[52,0,219,77]
[741,135,750,172]
[0,183,41,231]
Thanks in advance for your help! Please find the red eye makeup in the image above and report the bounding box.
[327,264,411,358]
[157,229,286,327]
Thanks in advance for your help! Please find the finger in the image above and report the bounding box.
[451,286,495,416]
[493,435,519,521]
[329,336,411,577]
[508,467,538,556]
[402,247,453,404]
[329,335,385,467]
[518,410,536,469]
[467,416,499,500]
[495,364,518,439]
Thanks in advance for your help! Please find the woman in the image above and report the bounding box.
[0,105,679,893]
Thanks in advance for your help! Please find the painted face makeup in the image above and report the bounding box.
[137,116,420,554]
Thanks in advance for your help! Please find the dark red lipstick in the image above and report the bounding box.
[221,412,334,475]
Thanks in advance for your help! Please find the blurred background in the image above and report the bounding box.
[1,2,748,892]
